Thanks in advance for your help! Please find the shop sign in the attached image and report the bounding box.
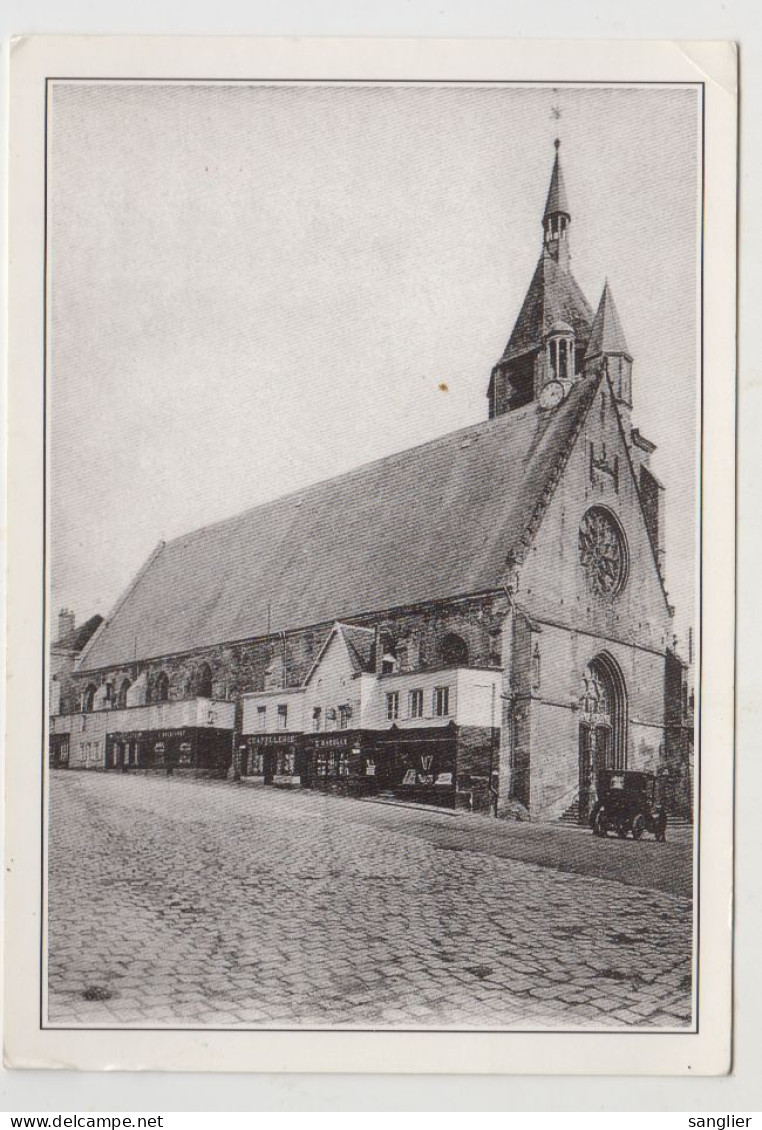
[310,734,353,750]
[112,727,189,742]
[253,733,298,747]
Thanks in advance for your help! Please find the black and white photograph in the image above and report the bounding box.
[43,77,700,1034]
[3,35,738,1080]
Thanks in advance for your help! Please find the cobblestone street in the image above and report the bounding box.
[47,772,694,1030]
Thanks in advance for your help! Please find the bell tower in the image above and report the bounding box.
[487,140,593,419]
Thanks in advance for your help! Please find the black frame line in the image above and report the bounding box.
[39,74,705,1037]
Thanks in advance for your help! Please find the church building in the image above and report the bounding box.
[50,140,693,823]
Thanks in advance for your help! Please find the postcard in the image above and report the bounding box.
[4,35,737,1074]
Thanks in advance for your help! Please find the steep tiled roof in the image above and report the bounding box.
[500,253,593,362]
[80,377,600,672]
[585,280,630,359]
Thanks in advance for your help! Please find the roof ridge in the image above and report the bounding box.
[507,372,603,567]
[161,412,513,549]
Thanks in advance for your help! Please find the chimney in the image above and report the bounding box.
[57,608,75,643]
[374,625,383,675]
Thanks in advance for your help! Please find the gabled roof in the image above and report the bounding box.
[543,145,570,219]
[299,622,376,688]
[80,376,601,672]
[341,624,376,674]
[585,280,630,359]
[55,614,104,654]
[500,253,593,363]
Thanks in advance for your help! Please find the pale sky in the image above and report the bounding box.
[49,81,700,647]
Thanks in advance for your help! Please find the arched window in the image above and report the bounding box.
[440,633,469,667]
[82,683,97,713]
[197,663,213,699]
[154,672,170,703]
[117,678,131,709]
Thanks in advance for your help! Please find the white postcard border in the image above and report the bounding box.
[4,35,737,1075]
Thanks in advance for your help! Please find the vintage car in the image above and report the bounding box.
[589,770,668,841]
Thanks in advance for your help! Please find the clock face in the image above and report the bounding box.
[578,507,628,596]
[539,380,564,409]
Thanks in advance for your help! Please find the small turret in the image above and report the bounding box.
[585,280,633,415]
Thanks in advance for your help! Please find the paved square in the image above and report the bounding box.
[47,772,693,1029]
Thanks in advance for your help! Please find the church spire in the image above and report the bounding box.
[487,138,593,419]
[542,139,571,269]
[585,280,633,412]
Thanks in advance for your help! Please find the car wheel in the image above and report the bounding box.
[632,813,646,840]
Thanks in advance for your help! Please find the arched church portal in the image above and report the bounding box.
[577,653,627,821]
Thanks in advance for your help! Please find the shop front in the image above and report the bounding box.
[374,722,457,807]
[105,725,231,777]
[303,730,376,796]
[240,732,302,787]
[49,733,71,768]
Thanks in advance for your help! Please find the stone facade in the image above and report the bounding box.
[54,139,693,825]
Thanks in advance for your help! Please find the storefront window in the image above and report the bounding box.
[338,751,350,776]
[317,751,330,776]
[280,750,295,775]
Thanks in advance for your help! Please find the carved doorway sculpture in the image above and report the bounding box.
[578,655,627,821]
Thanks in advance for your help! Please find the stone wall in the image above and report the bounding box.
[72,594,508,711]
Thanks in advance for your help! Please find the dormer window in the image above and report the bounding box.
[381,652,398,675]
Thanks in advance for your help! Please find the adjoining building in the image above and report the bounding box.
[50,140,694,822]
[49,608,103,767]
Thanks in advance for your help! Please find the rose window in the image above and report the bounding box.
[578,507,627,596]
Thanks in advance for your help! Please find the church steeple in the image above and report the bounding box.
[542,139,571,269]
[487,139,592,419]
